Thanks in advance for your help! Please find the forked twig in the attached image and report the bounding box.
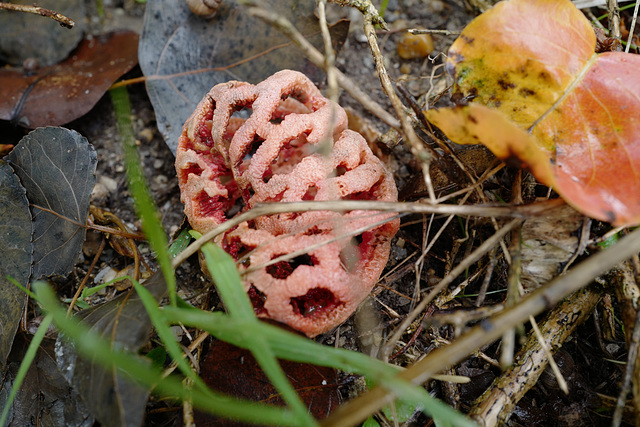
[336,0,436,200]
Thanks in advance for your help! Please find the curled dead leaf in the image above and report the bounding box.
[0,31,138,128]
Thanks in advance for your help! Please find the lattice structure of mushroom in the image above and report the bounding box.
[176,70,399,337]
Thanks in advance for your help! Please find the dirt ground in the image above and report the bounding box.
[2,0,638,425]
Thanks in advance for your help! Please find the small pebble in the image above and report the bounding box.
[91,182,109,204]
[139,128,154,143]
[95,266,116,285]
[100,175,118,192]
[170,325,184,341]
[429,0,445,12]
[397,32,434,59]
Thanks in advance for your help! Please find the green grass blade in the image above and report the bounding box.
[0,314,52,426]
[248,336,316,425]
[132,279,226,399]
[199,241,315,424]
[109,86,176,306]
[163,307,397,377]
[161,306,476,426]
[32,281,299,425]
[6,275,36,300]
[198,238,255,320]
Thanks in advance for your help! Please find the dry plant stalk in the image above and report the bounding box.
[468,286,603,426]
[611,262,640,425]
[330,0,436,200]
[173,198,566,268]
[245,3,400,129]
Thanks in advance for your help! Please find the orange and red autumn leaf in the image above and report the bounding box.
[426,0,640,226]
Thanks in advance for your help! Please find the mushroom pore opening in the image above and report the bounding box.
[290,287,342,318]
[265,253,318,279]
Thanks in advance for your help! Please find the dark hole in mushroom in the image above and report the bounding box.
[290,288,341,318]
[342,188,376,201]
[226,195,245,219]
[333,166,347,177]
[181,163,204,181]
[231,104,253,118]
[243,186,256,203]
[243,136,264,161]
[269,134,310,180]
[222,236,254,262]
[302,185,317,200]
[264,190,286,203]
[248,285,268,316]
[265,253,317,279]
[304,226,327,235]
[262,168,273,183]
[238,136,265,175]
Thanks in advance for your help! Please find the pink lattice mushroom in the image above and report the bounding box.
[176,70,399,337]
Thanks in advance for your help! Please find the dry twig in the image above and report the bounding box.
[468,286,603,426]
[381,218,522,361]
[172,198,566,269]
[0,2,74,28]
[335,0,436,200]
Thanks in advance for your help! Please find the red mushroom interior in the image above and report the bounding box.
[290,288,342,318]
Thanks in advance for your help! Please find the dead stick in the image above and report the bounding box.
[360,7,436,200]
[0,2,74,28]
[171,198,566,269]
[469,286,602,426]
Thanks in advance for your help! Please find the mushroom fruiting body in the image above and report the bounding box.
[176,70,399,337]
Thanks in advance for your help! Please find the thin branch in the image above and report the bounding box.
[31,203,146,240]
[469,286,602,425]
[608,0,622,41]
[625,0,640,53]
[408,28,460,36]
[381,218,522,361]
[361,10,436,200]
[0,2,74,28]
[171,198,566,269]
[328,0,387,29]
